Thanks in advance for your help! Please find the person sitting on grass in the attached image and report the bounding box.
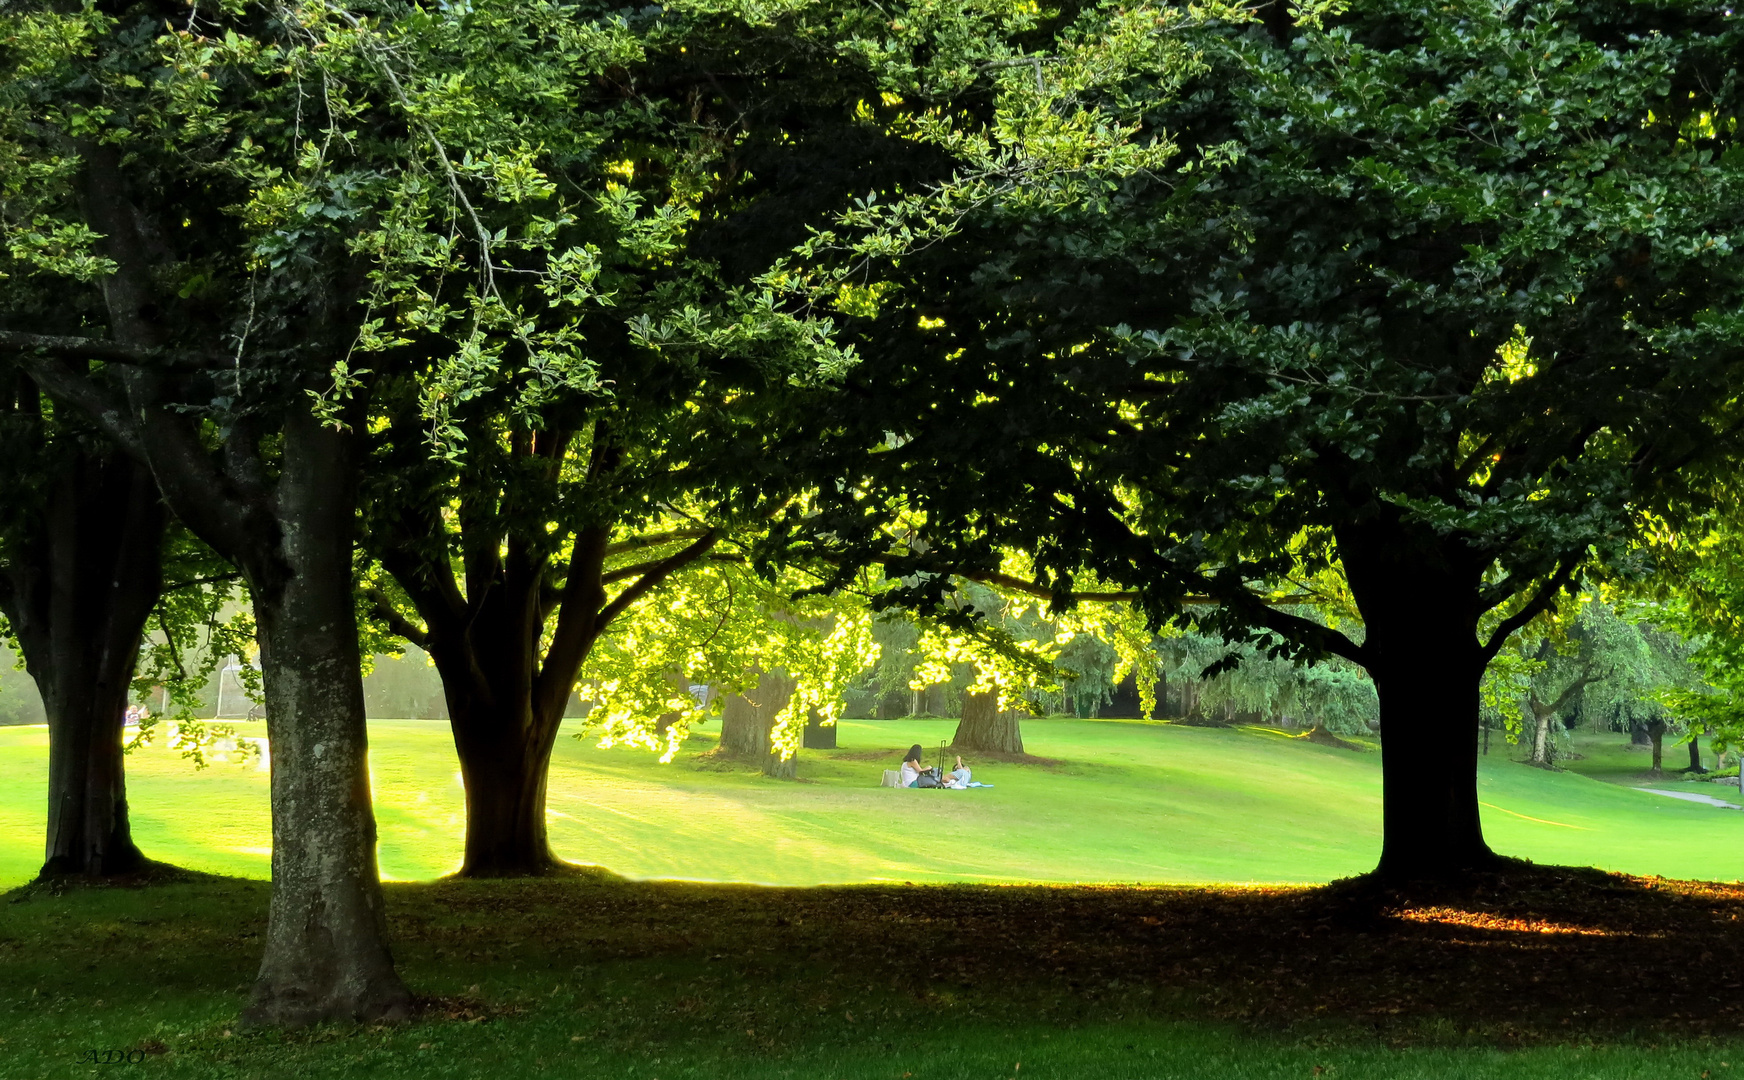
[942,754,992,788]
[900,745,939,788]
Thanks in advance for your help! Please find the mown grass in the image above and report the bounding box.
[7,719,1744,1077]
[3,716,1744,890]
[5,870,1744,1080]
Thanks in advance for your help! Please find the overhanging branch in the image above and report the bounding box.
[1480,555,1583,665]
[0,330,227,371]
[362,585,430,650]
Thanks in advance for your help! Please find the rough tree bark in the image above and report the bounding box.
[718,670,799,779]
[0,441,164,878]
[952,690,1024,754]
[370,429,719,876]
[242,409,409,1026]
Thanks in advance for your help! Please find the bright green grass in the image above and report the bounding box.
[3,716,1742,890]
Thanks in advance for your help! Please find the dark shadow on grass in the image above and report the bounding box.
[10,861,1741,1048]
[7,858,231,901]
[380,861,1744,1046]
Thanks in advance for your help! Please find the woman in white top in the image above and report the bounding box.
[899,744,926,787]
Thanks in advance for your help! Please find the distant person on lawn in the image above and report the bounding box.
[900,745,938,788]
[940,754,992,788]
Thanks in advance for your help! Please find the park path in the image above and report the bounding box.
[1640,786,1741,809]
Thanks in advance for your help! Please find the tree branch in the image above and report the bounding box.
[12,356,145,459]
[0,330,225,371]
[361,585,430,650]
[596,529,722,629]
[1480,555,1583,665]
[602,529,711,559]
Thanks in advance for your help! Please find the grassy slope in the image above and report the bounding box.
[3,716,1741,889]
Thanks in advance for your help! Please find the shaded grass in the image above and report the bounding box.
[5,718,1744,890]
[4,870,1744,1078]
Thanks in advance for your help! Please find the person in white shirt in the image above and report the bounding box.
[899,744,929,787]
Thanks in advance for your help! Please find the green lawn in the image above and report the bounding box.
[3,716,1742,889]
[7,718,1744,1078]
[4,872,1744,1079]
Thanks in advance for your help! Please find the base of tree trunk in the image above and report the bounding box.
[1369,843,1510,887]
[1332,852,1552,907]
[1173,713,1234,728]
[451,855,603,880]
[718,671,802,779]
[32,857,213,887]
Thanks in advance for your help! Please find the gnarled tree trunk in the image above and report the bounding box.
[440,685,564,878]
[3,448,164,878]
[1526,701,1556,769]
[953,690,1023,754]
[418,542,570,878]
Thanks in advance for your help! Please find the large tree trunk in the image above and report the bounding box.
[1648,719,1667,774]
[241,410,412,1027]
[953,691,1023,753]
[441,687,563,877]
[371,425,721,878]
[6,451,164,878]
[719,670,799,778]
[1338,517,1497,883]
